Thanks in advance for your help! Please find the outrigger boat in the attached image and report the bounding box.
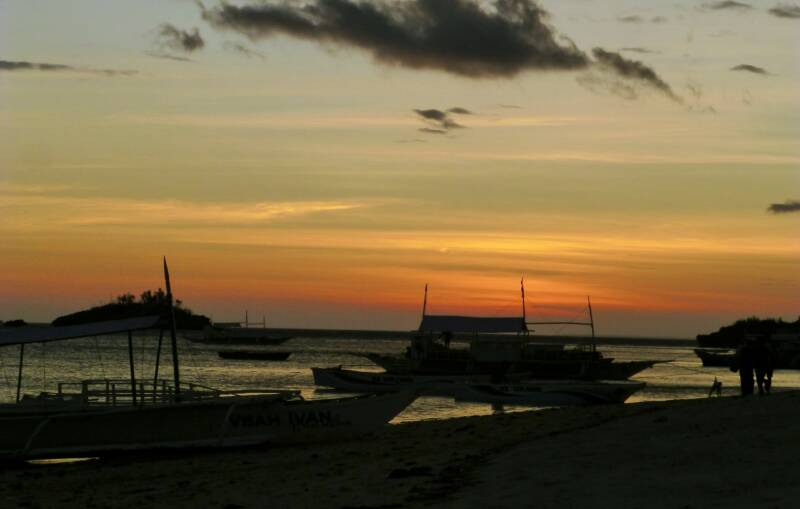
[0,260,416,460]
[360,283,658,380]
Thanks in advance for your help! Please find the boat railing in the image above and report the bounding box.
[52,379,299,407]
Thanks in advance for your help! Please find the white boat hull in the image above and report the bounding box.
[0,391,416,459]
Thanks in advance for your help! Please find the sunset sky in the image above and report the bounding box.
[1,0,798,337]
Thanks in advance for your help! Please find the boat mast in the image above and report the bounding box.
[163,257,181,402]
[152,328,164,402]
[421,284,428,319]
[587,296,596,353]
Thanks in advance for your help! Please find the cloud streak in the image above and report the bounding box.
[703,1,752,10]
[731,64,768,74]
[0,60,136,76]
[414,107,473,133]
[769,4,800,18]
[767,200,800,214]
[591,48,681,102]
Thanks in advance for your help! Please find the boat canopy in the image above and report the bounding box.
[418,315,527,334]
[0,315,160,347]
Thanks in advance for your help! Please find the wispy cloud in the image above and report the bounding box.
[154,23,205,53]
[731,64,769,74]
[0,60,136,76]
[617,15,668,23]
[0,195,370,228]
[145,51,195,63]
[589,49,681,102]
[222,41,266,60]
[703,1,752,10]
[767,200,800,214]
[414,108,469,132]
[768,4,800,18]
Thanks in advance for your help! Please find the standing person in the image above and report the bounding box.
[754,335,771,395]
[732,340,755,396]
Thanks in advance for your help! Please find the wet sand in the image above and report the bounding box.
[2,392,798,509]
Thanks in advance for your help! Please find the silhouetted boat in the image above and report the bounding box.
[694,348,735,368]
[187,325,293,345]
[360,284,659,381]
[0,261,416,460]
[217,350,291,361]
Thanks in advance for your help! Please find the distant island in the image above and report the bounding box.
[1,319,28,328]
[696,317,800,348]
[52,289,211,330]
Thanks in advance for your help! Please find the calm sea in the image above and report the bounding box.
[1,333,797,423]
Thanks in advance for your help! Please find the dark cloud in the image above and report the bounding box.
[199,1,679,102]
[155,23,205,53]
[769,4,800,18]
[592,48,681,102]
[199,0,589,78]
[414,108,466,130]
[418,128,447,134]
[731,64,768,74]
[447,107,473,114]
[767,200,800,214]
[223,41,266,59]
[145,51,195,62]
[0,59,136,76]
[704,1,752,10]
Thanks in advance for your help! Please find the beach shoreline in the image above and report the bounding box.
[2,392,797,508]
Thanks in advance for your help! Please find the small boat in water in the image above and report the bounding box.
[189,325,293,345]
[453,379,645,406]
[694,348,736,368]
[312,366,492,394]
[218,350,292,361]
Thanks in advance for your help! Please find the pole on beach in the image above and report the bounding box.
[153,328,164,402]
[16,344,24,403]
[421,284,428,320]
[128,330,137,405]
[163,257,181,402]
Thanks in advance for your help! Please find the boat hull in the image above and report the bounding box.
[453,380,645,406]
[0,392,416,460]
[312,367,491,394]
[363,353,656,380]
[217,350,291,361]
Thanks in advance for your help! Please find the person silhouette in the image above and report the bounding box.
[732,340,755,396]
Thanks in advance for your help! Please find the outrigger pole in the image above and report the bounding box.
[525,295,596,349]
[163,257,181,402]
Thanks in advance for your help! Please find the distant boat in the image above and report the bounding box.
[187,324,293,345]
[694,349,735,368]
[0,261,416,460]
[217,350,291,361]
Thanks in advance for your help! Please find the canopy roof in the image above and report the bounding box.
[418,315,527,334]
[0,315,160,347]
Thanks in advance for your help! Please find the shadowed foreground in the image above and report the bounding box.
[2,392,798,508]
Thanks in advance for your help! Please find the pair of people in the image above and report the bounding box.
[731,336,774,396]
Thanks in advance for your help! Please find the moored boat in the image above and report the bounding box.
[694,348,736,368]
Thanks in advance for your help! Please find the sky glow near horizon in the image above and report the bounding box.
[1,0,798,337]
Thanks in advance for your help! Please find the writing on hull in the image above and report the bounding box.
[229,410,353,432]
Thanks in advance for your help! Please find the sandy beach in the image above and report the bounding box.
[1,391,798,509]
